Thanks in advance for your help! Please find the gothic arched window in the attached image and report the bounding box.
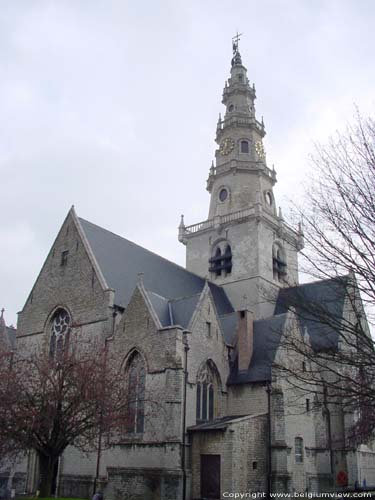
[240,140,249,153]
[124,351,146,434]
[272,243,287,281]
[49,308,71,358]
[196,361,221,423]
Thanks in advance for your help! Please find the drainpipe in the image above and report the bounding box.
[93,308,117,495]
[182,330,190,500]
[323,385,334,480]
[266,382,272,500]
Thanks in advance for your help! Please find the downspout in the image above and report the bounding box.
[323,385,334,480]
[182,331,190,500]
[93,307,117,495]
[266,382,272,500]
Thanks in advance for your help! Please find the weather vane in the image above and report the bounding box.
[232,31,243,54]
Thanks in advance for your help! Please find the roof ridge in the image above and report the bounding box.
[283,274,350,292]
[254,312,288,324]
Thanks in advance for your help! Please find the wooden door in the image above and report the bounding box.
[201,454,220,499]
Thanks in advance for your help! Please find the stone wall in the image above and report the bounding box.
[190,414,268,499]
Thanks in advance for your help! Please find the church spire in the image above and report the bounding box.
[206,36,275,217]
[231,31,243,65]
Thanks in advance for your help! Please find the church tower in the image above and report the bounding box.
[179,39,304,319]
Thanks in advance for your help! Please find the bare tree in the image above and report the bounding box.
[274,112,375,442]
[0,338,126,497]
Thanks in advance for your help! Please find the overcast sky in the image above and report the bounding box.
[1,0,374,326]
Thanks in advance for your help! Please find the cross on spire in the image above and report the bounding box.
[232,31,243,54]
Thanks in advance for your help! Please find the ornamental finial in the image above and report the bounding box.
[232,31,243,54]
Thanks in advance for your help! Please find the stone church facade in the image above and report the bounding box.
[4,45,375,499]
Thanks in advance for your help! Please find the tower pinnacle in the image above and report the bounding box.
[231,31,243,67]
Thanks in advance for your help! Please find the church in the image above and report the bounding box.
[4,41,375,500]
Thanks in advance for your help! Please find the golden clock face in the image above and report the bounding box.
[219,137,235,156]
[255,141,266,160]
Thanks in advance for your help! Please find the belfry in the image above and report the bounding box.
[179,38,303,319]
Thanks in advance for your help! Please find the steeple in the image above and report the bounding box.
[179,38,303,319]
[206,38,275,220]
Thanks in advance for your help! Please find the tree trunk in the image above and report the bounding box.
[38,452,57,497]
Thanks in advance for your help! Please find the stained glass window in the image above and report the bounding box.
[49,309,71,358]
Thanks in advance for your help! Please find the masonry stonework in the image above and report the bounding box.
[4,44,374,500]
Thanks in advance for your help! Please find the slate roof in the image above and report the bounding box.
[188,415,249,432]
[275,276,349,351]
[79,218,234,327]
[228,313,288,384]
[78,217,349,386]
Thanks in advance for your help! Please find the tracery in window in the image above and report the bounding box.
[124,351,146,434]
[49,308,71,358]
[272,243,287,281]
[196,361,221,422]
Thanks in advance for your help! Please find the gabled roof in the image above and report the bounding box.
[79,218,234,323]
[275,276,349,351]
[228,313,288,384]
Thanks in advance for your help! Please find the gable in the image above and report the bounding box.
[17,208,113,338]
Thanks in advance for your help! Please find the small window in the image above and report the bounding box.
[228,104,234,112]
[302,361,306,372]
[219,188,228,202]
[295,437,304,463]
[252,461,258,470]
[206,322,211,337]
[240,140,249,153]
[306,399,310,412]
[61,250,69,266]
[238,74,243,82]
